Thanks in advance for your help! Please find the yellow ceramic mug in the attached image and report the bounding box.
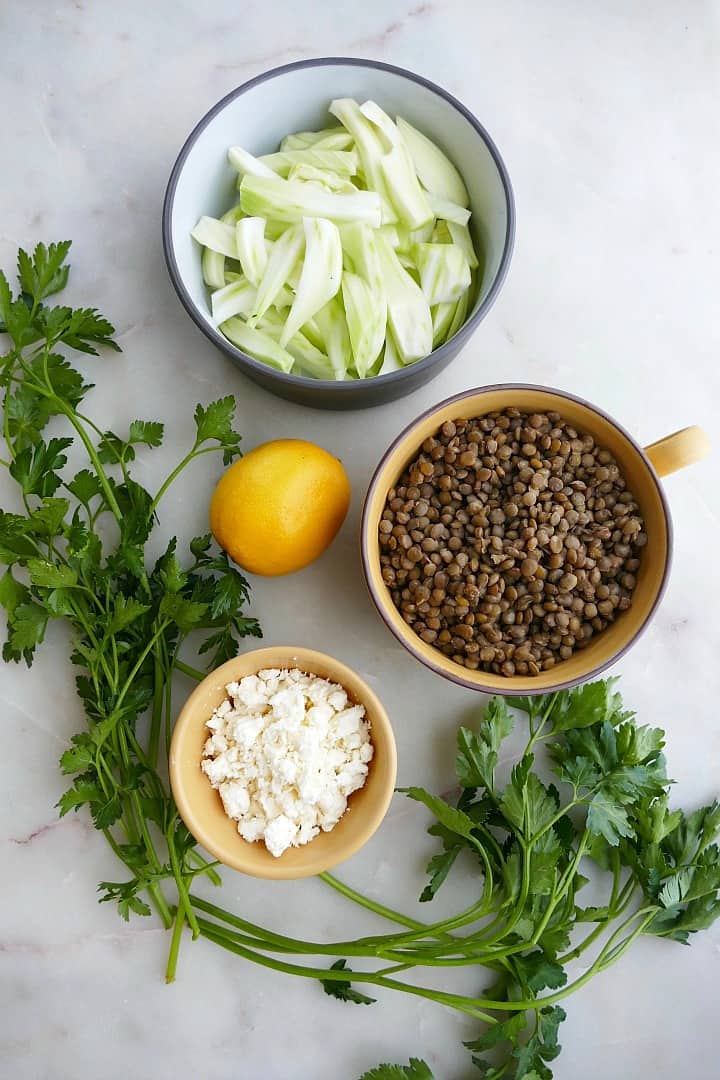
[361,385,710,695]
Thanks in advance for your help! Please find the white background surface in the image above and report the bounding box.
[1,3,719,1078]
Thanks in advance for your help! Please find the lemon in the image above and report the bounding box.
[209,439,351,576]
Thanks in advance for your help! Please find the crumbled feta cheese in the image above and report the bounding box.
[264,814,298,858]
[218,780,250,818]
[201,668,373,857]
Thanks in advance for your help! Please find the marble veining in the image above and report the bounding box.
[1,1,719,1078]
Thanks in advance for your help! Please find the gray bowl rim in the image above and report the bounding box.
[162,56,516,394]
[360,382,674,695]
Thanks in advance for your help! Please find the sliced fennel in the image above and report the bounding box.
[396,116,469,207]
[397,221,435,251]
[280,217,342,346]
[280,127,353,151]
[426,193,471,226]
[314,297,353,379]
[192,99,479,379]
[300,316,325,352]
[264,218,291,241]
[446,286,470,339]
[342,271,386,377]
[378,331,404,375]
[261,312,336,379]
[340,223,384,295]
[413,243,471,305]
[287,164,359,194]
[220,318,294,372]
[376,231,433,363]
[447,220,479,269]
[211,279,256,324]
[240,175,382,227]
[431,300,456,348]
[329,98,398,224]
[202,247,226,289]
[221,204,247,226]
[249,223,305,326]
[432,219,454,244]
[228,146,278,178]
[191,217,238,259]
[258,149,359,177]
[235,217,267,287]
[360,100,433,231]
[211,279,294,326]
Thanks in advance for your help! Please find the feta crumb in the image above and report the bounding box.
[218,780,250,818]
[201,668,373,856]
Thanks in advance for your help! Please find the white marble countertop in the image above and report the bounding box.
[2,2,719,1078]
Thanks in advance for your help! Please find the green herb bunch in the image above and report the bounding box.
[2,244,719,1077]
[0,241,261,969]
[185,682,720,1080]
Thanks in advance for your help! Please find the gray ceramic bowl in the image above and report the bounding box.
[163,57,515,410]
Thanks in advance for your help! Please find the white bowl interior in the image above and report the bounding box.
[169,62,511,338]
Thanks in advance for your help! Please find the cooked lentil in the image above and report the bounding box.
[378,409,646,676]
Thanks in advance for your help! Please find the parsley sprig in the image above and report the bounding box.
[192,684,720,1079]
[1,242,261,961]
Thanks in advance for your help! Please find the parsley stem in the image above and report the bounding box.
[376,962,414,977]
[529,800,582,846]
[2,354,17,460]
[69,597,116,690]
[318,873,428,932]
[190,894,419,957]
[608,850,622,910]
[167,828,200,940]
[197,919,497,1022]
[163,639,174,758]
[165,908,185,984]
[149,444,223,516]
[187,853,222,886]
[56,402,124,523]
[338,899,492,951]
[174,658,206,682]
[526,691,559,751]
[148,650,165,769]
[475,842,533,949]
[113,620,170,713]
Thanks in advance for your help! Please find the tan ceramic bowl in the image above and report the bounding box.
[361,384,710,695]
[169,647,397,879]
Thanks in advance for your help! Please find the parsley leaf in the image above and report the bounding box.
[3,601,48,664]
[26,558,78,589]
[98,880,152,922]
[194,396,242,461]
[514,951,567,993]
[0,570,28,617]
[57,778,103,816]
[65,469,104,504]
[128,419,164,448]
[58,307,121,354]
[59,733,96,775]
[159,593,209,632]
[420,845,462,902]
[106,595,150,635]
[9,436,73,497]
[586,790,634,846]
[548,678,633,732]
[401,787,478,841]
[456,698,514,791]
[17,241,72,302]
[320,959,376,1005]
[358,1060,433,1080]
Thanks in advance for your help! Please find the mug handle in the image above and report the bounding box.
[644,425,711,478]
